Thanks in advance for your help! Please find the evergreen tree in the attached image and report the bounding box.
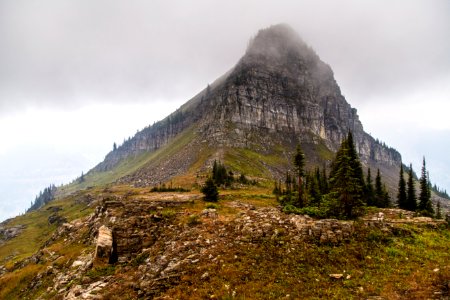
[328,133,365,219]
[293,145,306,207]
[201,177,219,202]
[319,166,329,195]
[436,201,442,219]
[374,169,383,207]
[27,184,57,212]
[397,164,407,209]
[285,172,292,195]
[273,180,281,198]
[365,168,375,206]
[346,132,365,189]
[382,184,391,208]
[211,160,232,186]
[418,157,434,215]
[307,169,321,206]
[406,163,417,211]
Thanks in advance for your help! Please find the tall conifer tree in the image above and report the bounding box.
[418,157,434,215]
[365,168,375,206]
[406,163,417,211]
[328,133,365,219]
[293,145,306,207]
[397,164,407,209]
[436,201,442,219]
[374,169,383,207]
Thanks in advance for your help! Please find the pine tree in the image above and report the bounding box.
[285,172,292,195]
[328,133,365,219]
[307,169,321,206]
[418,157,434,216]
[293,145,306,207]
[201,177,219,202]
[382,184,391,208]
[436,201,442,219]
[319,166,329,195]
[374,169,383,207]
[397,164,407,209]
[406,163,417,211]
[346,132,365,189]
[365,168,375,206]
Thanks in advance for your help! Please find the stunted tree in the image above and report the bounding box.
[418,157,434,216]
[201,177,219,202]
[397,164,407,209]
[406,163,417,211]
[293,144,306,207]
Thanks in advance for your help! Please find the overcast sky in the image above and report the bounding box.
[0,0,449,221]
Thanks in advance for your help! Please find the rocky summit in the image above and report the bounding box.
[1,24,449,300]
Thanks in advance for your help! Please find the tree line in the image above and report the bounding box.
[397,159,436,217]
[27,184,57,212]
[275,132,439,220]
[201,160,255,202]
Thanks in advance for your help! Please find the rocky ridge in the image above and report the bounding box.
[10,191,446,299]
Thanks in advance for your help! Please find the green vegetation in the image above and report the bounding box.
[165,224,450,299]
[418,157,434,216]
[212,160,234,187]
[406,163,417,211]
[59,126,197,195]
[0,193,94,266]
[86,265,116,280]
[293,145,306,207]
[27,184,57,212]
[397,164,407,209]
[278,133,398,219]
[201,178,219,202]
[150,183,189,193]
[186,214,202,226]
[374,168,391,208]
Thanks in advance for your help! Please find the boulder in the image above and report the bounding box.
[94,226,113,265]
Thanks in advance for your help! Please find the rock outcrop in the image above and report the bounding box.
[0,224,25,246]
[93,225,113,265]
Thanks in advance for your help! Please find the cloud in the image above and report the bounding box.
[0,0,449,114]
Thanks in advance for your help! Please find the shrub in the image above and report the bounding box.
[206,203,219,209]
[161,209,176,219]
[201,178,219,202]
[282,204,328,218]
[187,214,201,226]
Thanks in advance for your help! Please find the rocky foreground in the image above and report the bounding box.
[1,189,447,300]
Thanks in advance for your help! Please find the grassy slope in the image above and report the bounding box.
[0,192,94,267]
[59,126,198,195]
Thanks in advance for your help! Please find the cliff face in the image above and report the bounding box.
[93,24,401,180]
[199,25,399,165]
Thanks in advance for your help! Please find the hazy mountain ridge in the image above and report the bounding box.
[92,24,401,190]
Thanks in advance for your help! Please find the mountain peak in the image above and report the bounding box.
[93,24,401,191]
[245,24,312,62]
